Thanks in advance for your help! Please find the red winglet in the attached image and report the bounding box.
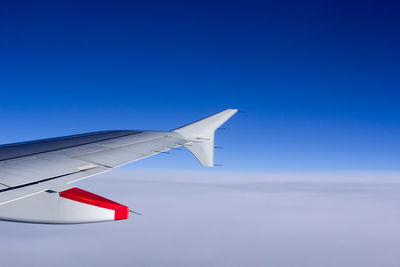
[60,187,129,220]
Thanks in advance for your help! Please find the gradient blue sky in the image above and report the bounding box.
[1,1,400,172]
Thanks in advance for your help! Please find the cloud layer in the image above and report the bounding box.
[1,170,400,267]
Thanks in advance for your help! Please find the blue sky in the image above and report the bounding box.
[1,1,400,172]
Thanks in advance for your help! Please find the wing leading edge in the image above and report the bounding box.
[0,109,237,224]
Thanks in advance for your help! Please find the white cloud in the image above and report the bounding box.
[1,170,400,267]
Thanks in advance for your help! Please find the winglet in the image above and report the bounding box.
[173,109,238,167]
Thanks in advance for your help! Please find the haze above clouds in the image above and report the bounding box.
[1,170,400,267]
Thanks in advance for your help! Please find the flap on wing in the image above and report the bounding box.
[0,155,102,187]
[0,166,110,206]
[72,134,186,167]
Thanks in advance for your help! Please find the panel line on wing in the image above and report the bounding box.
[0,132,141,161]
[0,170,83,193]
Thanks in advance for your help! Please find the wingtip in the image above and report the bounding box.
[226,108,239,113]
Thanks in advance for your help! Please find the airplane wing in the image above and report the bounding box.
[0,109,237,224]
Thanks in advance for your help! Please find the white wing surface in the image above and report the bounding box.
[0,109,237,224]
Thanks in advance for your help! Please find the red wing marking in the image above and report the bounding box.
[60,187,129,220]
